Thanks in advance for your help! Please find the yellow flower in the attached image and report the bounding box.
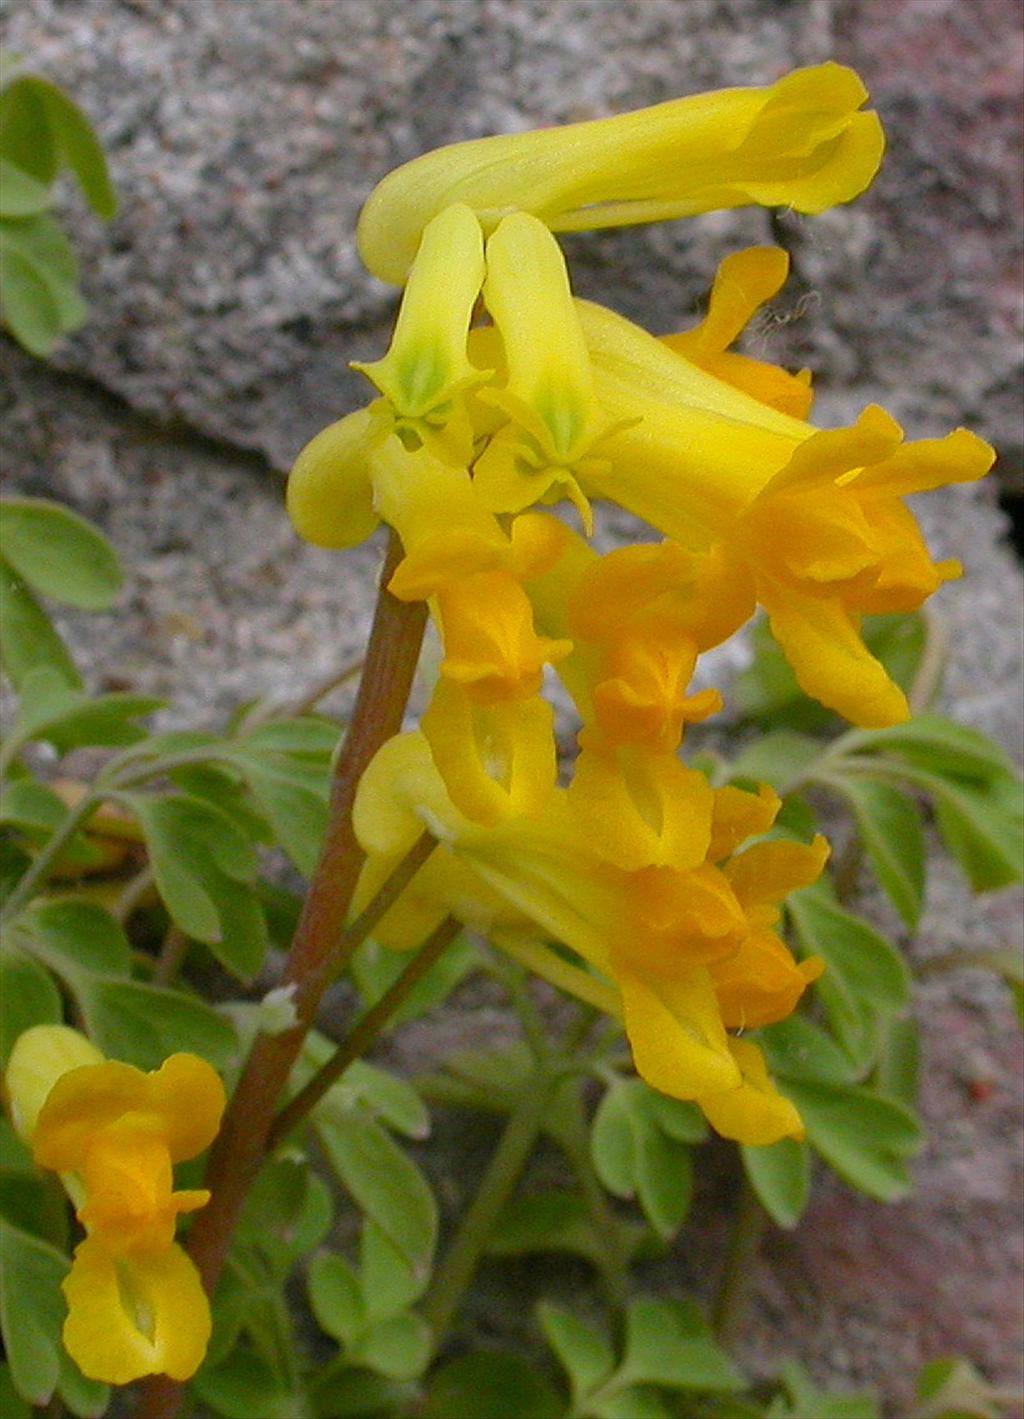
[578,299,995,725]
[351,725,825,1141]
[357,63,884,284]
[4,1026,225,1386]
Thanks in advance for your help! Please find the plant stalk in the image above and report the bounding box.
[269,914,459,1147]
[712,1171,767,1348]
[136,531,425,1419]
[421,1075,551,1349]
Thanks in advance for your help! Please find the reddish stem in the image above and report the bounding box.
[136,531,425,1419]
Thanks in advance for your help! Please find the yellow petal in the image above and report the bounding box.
[357,64,883,284]
[352,204,488,462]
[566,746,713,871]
[4,1025,103,1143]
[698,1038,804,1145]
[62,1238,211,1384]
[707,784,781,863]
[617,964,741,1101]
[712,929,823,1030]
[761,583,910,727]
[724,835,830,914]
[33,1054,225,1172]
[661,245,815,416]
[436,571,572,704]
[78,1120,208,1255]
[372,439,511,598]
[421,679,557,827]
[286,407,384,549]
[352,731,463,857]
[668,247,792,356]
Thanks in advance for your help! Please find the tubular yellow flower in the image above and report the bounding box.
[357,63,884,284]
[352,203,489,465]
[4,1026,225,1386]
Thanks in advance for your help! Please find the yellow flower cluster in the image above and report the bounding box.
[288,65,994,1144]
[5,1026,225,1385]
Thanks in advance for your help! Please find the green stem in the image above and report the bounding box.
[1,791,100,920]
[268,914,458,1147]
[711,1171,766,1348]
[558,1084,629,1311]
[421,1075,552,1348]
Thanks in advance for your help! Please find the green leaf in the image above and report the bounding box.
[619,1298,744,1391]
[642,1092,708,1144]
[833,776,925,928]
[789,888,910,1013]
[761,1015,859,1087]
[360,1218,428,1321]
[850,714,1016,784]
[0,1364,31,1419]
[26,898,131,975]
[0,781,105,867]
[425,1353,564,1419]
[9,667,161,754]
[350,1312,432,1381]
[589,1078,695,1237]
[929,775,1023,892]
[237,1158,332,1276]
[784,1081,922,1202]
[303,1039,430,1141]
[316,1109,437,1276]
[130,794,268,978]
[0,1119,66,1242]
[0,1220,65,1404]
[0,949,62,1067]
[48,969,237,1072]
[240,718,339,757]
[54,1352,109,1419]
[308,1368,414,1418]
[591,1081,640,1198]
[488,1191,610,1268]
[770,1359,880,1419]
[230,755,327,876]
[192,1349,295,1419]
[590,1386,672,1419]
[0,76,115,218]
[875,1016,921,1110]
[0,74,57,178]
[0,558,80,689]
[308,1253,364,1347]
[912,1356,1008,1419]
[0,231,64,353]
[727,731,824,794]
[0,158,51,216]
[537,1302,615,1406]
[740,1138,811,1229]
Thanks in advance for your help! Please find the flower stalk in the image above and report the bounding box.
[136,530,426,1419]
